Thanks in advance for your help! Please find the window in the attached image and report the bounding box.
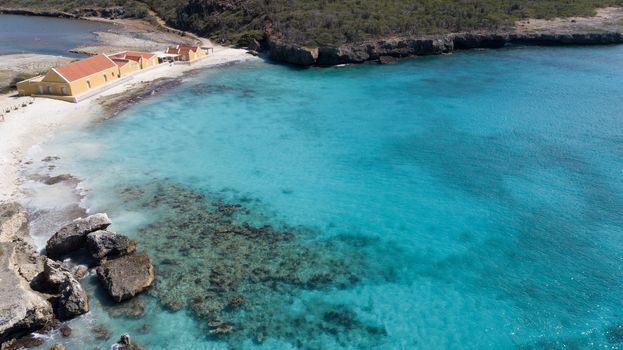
[37,86,44,94]
[104,74,108,82]
[86,81,91,89]
[61,87,67,95]
[47,86,53,94]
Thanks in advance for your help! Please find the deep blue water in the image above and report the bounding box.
[32,45,623,349]
[0,14,110,56]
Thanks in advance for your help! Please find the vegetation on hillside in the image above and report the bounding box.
[0,0,150,18]
[140,0,623,46]
[2,0,622,46]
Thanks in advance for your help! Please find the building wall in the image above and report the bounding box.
[195,48,207,59]
[186,48,207,61]
[118,61,140,76]
[140,56,158,68]
[66,66,119,96]
[18,65,120,99]
[16,78,70,98]
[44,70,67,83]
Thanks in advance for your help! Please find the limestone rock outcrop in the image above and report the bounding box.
[267,31,623,66]
[45,213,112,259]
[268,40,318,66]
[0,202,28,242]
[0,242,54,344]
[96,252,154,302]
[0,204,55,345]
[86,230,136,264]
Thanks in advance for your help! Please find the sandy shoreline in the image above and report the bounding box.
[0,46,258,204]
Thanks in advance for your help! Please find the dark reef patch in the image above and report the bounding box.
[98,78,183,120]
[112,180,398,347]
[188,83,256,98]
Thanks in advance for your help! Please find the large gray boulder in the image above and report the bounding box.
[96,252,154,302]
[0,242,54,343]
[45,213,112,259]
[86,230,136,264]
[31,259,89,320]
[57,275,89,320]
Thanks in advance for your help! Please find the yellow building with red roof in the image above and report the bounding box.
[166,45,207,62]
[16,50,160,102]
[17,54,120,101]
[109,51,159,70]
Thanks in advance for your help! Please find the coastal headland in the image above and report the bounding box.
[266,7,623,66]
[2,5,623,67]
[0,4,622,348]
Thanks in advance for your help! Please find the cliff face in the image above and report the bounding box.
[0,204,55,346]
[266,32,623,66]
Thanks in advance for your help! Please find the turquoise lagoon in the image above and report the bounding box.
[32,46,623,349]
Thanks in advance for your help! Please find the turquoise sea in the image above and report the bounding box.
[32,45,623,349]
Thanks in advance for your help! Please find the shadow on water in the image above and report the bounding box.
[106,179,404,348]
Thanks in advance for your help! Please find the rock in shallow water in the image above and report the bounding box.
[86,230,136,264]
[111,333,142,350]
[57,274,89,320]
[30,259,89,320]
[59,323,71,337]
[72,265,89,280]
[45,213,112,259]
[96,252,154,302]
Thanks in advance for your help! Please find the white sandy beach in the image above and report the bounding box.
[0,46,258,203]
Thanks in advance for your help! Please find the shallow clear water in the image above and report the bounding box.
[0,14,110,56]
[31,45,623,349]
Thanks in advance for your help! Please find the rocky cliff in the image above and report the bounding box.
[0,204,55,347]
[265,31,623,66]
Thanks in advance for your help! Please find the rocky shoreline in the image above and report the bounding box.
[0,204,153,349]
[265,31,623,66]
[3,6,622,67]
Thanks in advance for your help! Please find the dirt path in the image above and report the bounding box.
[146,9,213,47]
[515,7,623,33]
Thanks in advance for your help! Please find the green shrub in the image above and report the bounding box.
[2,0,621,45]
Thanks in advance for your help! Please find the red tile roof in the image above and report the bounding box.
[110,51,156,62]
[126,51,156,59]
[53,54,117,82]
[166,45,202,55]
[112,59,130,67]
[179,47,197,55]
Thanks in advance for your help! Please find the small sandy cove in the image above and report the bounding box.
[0,46,257,203]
